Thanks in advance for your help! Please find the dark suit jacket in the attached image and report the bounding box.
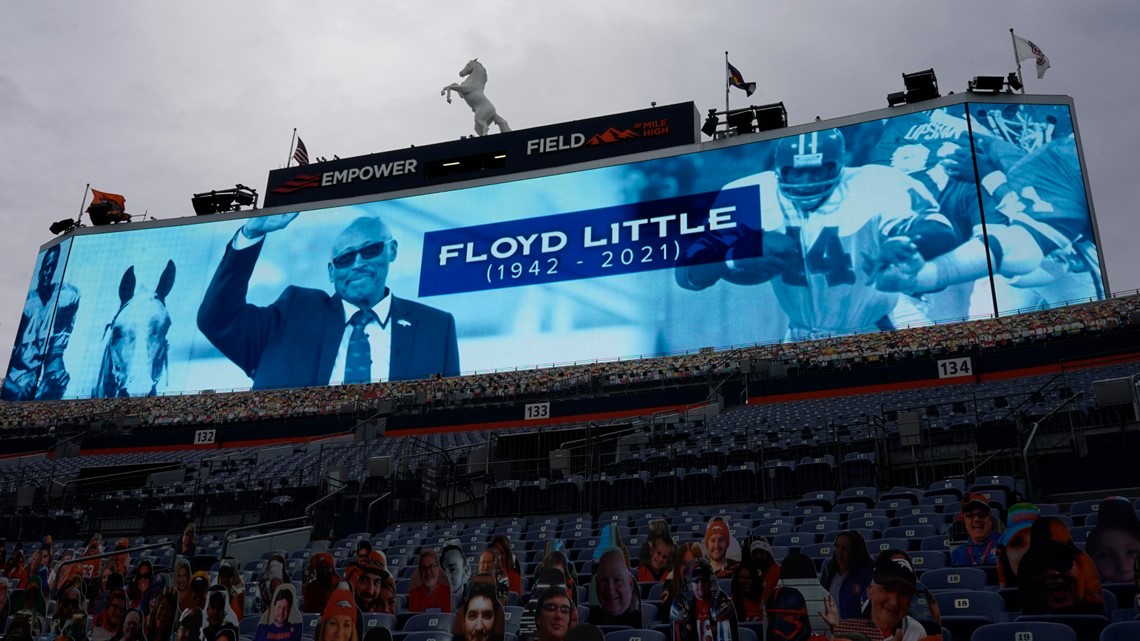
[197,237,459,389]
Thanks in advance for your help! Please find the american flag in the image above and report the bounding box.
[293,137,310,166]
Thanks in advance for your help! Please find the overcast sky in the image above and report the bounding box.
[2,1,1137,374]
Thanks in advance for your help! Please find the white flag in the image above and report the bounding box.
[1013,34,1051,79]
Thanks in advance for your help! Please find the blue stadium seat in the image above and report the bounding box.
[720,464,758,503]
[796,519,841,535]
[761,461,797,499]
[795,457,836,494]
[969,621,1077,641]
[919,567,987,591]
[604,630,665,641]
[757,523,794,537]
[400,633,451,641]
[908,551,948,573]
[239,616,260,638]
[612,474,648,510]
[847,515,890,533]
[837,486,878,508]
[502,606,524,634]
[926,479,966,499]
[362,614,398,631]
[883,524,938,545]
[898,512,948,528]
[867,538,910,555]
[648,471,682,507]
[486,481,518,516]
[839,453,875,489]
[773,532,819,552]
[798,490,837,510]
[547,479,580,513]
[921,535,950,551]
[363,628,394,641]
[1101,620,1140,641]
[934,589,1004,641]
[682,468,718,505]
[1015,614,1108,641]
[402,613,455,632]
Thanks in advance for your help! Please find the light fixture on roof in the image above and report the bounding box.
[901,68,940,103]
[191,184,259,216]
[968,75,1006,93]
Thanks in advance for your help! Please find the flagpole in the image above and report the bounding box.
[1009,28,1026,95]
[724,51,731,117]
[287,128,297,168]
[77,183,90,226]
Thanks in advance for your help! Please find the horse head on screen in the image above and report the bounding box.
[441,58,511,136]
[93,260,176,398]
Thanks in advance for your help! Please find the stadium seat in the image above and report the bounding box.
[797,490,837,510]
[402,613,455,632]
[502,606,524,634]
[239,616,260,638]
[720,464,758,503]
[837,486,878,508]
[399,633,450,641]
[773,533,819,552]
[603,629,665,641]
[612,474,648,510]
[640,604,658,629]
[934,589,1004,641]
[883,525,938,547]
[898,513,948,528]
[486,482,518,516]
[649,471,683,507]
[362,614,398,631]
[969,621,1077,641]
[1015,614,1108,641]
[795,457,836,494]
[736,625,759,641]
[839,453,875,489]
[848,516,890,533]
[927,479,966,499]
[681,469,717,505]
[919,567,987,591]
[363,629,394,641]
[518,480,547,514]
[908,551,948,574]
[762,460,796,499]
[1101,620,1140,641]
[867,538,910,556]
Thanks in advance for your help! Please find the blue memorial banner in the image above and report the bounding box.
[419,187,760,296]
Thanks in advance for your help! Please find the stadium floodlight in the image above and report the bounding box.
[701,109,720,137]
[49,218,78,235]
[753,102,788,132]
[886,91,907,107]
[191,184,259,216]
[902,68,939,104]
[1006,72,1023,92]
[969,75,1006,93]
[726,107,756,135]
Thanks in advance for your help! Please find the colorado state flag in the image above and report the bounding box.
[727,60,757,96]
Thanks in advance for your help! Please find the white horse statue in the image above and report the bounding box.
[441,58,511,136]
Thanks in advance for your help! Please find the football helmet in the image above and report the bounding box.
[775,129,846,212]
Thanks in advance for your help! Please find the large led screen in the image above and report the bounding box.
[2,100,1103,399]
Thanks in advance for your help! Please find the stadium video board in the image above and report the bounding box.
[3,98,1104,400]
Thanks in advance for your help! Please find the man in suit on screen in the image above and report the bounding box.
[197,212,459,389]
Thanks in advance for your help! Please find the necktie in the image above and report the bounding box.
[345,309,377,384]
